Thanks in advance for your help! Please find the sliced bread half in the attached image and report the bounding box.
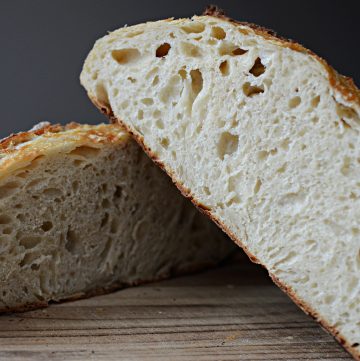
[0,122,234,312]
[80,13,360,359]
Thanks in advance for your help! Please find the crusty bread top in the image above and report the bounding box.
[0,123,128,179]
[201,7,360,106]
[91,11,359,119]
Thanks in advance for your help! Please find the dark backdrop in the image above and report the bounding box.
[0,0,359,138]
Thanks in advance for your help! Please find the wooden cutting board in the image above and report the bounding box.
[0,257,350,360]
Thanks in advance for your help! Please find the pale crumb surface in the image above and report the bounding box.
[0,123,234,310]
[81,16,360,358]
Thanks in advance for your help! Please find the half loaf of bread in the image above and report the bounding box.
[0,122,234,312]
[80,13,360,359]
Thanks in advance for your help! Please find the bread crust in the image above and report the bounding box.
[85,13,360,360]
[0,258,224,314]
[0,122,129,180]
[201,6,360,107]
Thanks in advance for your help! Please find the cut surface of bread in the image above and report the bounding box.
[0,122,234,312]
[80,14,360,359]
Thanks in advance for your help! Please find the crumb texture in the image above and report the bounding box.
[0,124,233,310]
[81,16,360,358]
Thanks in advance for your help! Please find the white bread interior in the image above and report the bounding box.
[0,123,234,311]
[80,15,360,358]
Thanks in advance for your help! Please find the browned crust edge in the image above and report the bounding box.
[0,122,125,158]
[0,123,79,151]
[202,5,360,106]
[90,93,359,360]
[0,258,229,314]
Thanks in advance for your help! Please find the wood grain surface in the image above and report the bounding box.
[0,257,350,361]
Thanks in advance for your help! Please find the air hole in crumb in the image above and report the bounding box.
[156,119,164,129]
[341,119,352,129]
[289,96,301,108]
[257,150,269,161]
[341,157,351,176]
[102,198,110,208]
[203,186,211,195]
[181,22,205,34]
[31,263,40,271]
[276,163,287,173]
[20,236,41,250]
[211,26,226,40]
[0,215,11,224]
[280,138,290,151]
[311,95,320,108]
[99,237,113,261]
[0,181,20,199]
[190,69,203,97]
[352,228,359,236]
[219,43,247,56]
[219,60,229,76]
[112,48,141,64]
[41,221,53,232]
[311,116,319,124]
[110,219,119,233]
[249,57,266,77]
[65,228,81,254]
[141,98,154,106]
[324,294,335,304]
[181,42,201,57]
[121,100,129,109]
[152,75,159,86]
[232,47,247,55]
[156,43,171,57]
[127,77,136,83]
[137,109,144,120]
[95,82,110,109]
[153,109,161,118]
[70,146,100,158]
[226,196,241,206]
[114,186,122,198]
[19,252,38,267]
[100,213,109,227]
[178,68,187,79]
[243,82,264,97]
[336,103,357,120]
[3,227,12,234]
[217,132,239,160]
[254,178,262,194]
[160,138,170,149]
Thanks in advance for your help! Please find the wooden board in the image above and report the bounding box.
[0,257,350,360]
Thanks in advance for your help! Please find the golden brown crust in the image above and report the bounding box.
[0,122,125,155]
[0,122,128,179]
[201,6,360,109]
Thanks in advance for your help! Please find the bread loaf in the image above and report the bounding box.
[0,122,234,312]
[80,14,360,359]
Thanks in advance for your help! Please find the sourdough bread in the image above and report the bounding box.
[0,123,234,312]
[80,14,360,359]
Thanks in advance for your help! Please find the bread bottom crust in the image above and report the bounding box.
[0,258,227,314]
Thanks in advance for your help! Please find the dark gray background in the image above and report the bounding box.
[0,0,358,138]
